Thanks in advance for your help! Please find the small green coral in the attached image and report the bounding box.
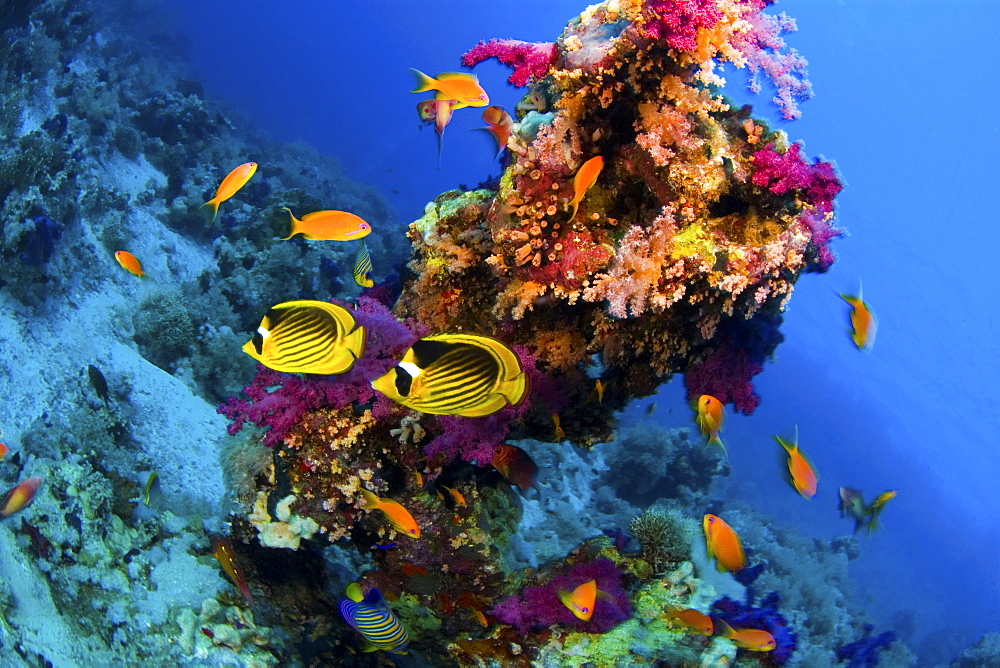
[629,505,695,572]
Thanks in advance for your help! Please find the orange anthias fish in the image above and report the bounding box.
[200,161,257,224]
[594,379,605,403]
[0,442,8,460]
[441,485,467,507]
[695,394,725,455]
[703,514,746,573]
[839,283,877,351]
[360,488,421,538]
[280,207,372,242]
[715,619,776,652]
[410,69,489,109]
[114,250,144,278]
[662,607,714,636]
[417,99,458,167]
[211,536,254,604]
[0,477,41,518]
[551,414,565,441]
[492,444,540,492]
[566,155,604,221]
[774,426,818,499]
[474,105,513,159]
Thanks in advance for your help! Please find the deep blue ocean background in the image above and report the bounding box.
[164,0,999,661]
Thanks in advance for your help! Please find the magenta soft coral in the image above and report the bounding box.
[491,557,631,635]
[643,0,724,52]
[218,298,424,446]
[461,39,557,87]
[751,143,842,210]
[685,340,764,415]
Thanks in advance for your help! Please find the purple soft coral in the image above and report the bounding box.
[491,557,630,635]
[217,298,424,445]
[462,39,557,87]
[713,591,797,665]
[643,0,724,52]
[685,341,764,415]
[751,143,842,211]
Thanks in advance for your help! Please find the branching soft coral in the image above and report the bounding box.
[751,143,842,211]
[491,557,631,635]
[462,39,558,87]
[217,298,424,445]
[642,0,724,52]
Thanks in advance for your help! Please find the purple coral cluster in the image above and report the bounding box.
[491,557,631,635]
[217,297,423,446]
[642,0,725,51]
[835,625,897,667]
[712,591,797,664]
[461,39,557,87]
[750,143,842,211]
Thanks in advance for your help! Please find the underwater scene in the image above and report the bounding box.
[0,0,996,665]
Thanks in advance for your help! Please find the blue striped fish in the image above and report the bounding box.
[340,584,409,654]
[353,241,374,288]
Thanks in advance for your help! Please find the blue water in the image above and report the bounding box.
[173,0,1000,658]
[3,0,997,664]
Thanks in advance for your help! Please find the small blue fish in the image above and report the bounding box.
[373,543,397,550]
[340,584,409,654]
[353,241,374,288]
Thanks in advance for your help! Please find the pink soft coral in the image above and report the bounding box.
[751,143,842,211]
[461,39,557,87]
[643,0,724,52]
[491,557,631,635]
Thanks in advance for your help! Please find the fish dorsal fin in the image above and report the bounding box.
[346,582,364,602]
[437,72,477,82]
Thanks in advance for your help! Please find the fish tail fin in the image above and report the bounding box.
[199,199,220,225]
[345,324,367,362]
[360,487,380,509]
[567,200,580,221]
[436,131,443,170]
[410,68,436,94]
[709,435,727,458]
[714,618,736,639]
[279,207,298,240]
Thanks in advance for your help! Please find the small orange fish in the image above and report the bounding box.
[703,514,746,573]
[211,536,253,604]
[470,609,488,627]
[441,485,467,507]
[662,607,714,636]
[0,477,41,518]
[715,619,776,652]
[417,99,458,167]
[410,69,489,109]
[114,250,144,278]
[474,105,513,159]
[492,444,540,492]
[557,579,598,621]
[0,442,9,460]
[281,207,372,242]
[360,488,421,538]
[594,379,605,403]
[413,470,424,489]
[200,161,257,224]
[839,283,877,351]
[695,394,725,454]
[551,413,565,441]
[774,426,818,499]
[566,156,604,221]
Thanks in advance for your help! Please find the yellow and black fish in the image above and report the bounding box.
[371,333,527,417]
[242,300,365,375]
[353,241,374,288]
[340,583,409,654]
